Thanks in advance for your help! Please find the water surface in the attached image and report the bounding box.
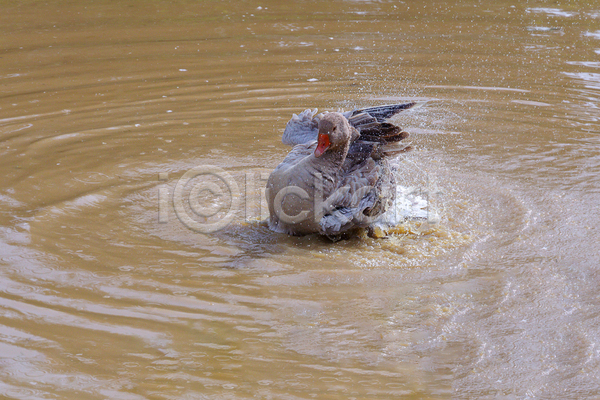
[1,0,600,398]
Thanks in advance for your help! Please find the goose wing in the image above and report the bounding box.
[282,102,423,146]
[319,157,395,238]
[350,102,420,122]
[282,109,323,146]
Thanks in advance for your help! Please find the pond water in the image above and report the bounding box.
[1,0,599,398]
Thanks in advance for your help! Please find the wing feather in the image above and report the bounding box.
[282,109,323,146]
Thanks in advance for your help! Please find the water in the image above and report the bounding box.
[1,1,599,398]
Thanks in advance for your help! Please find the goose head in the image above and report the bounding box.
[314,112,351,158]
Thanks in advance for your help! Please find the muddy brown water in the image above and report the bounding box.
[1,1,600,398]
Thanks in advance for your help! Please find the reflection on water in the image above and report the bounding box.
[1,0,600,398]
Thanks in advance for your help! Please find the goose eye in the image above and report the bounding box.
[332,126,337,132]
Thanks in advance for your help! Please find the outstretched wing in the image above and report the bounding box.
[350,102,421,122]
[347,102,420,135]
[282,102,423,146]
[282,109,324,146]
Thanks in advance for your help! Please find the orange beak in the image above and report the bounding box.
[314,133,330,157]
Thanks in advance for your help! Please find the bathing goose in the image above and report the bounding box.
[266,103,417,239]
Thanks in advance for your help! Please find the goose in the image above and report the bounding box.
[266,102,419,240]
